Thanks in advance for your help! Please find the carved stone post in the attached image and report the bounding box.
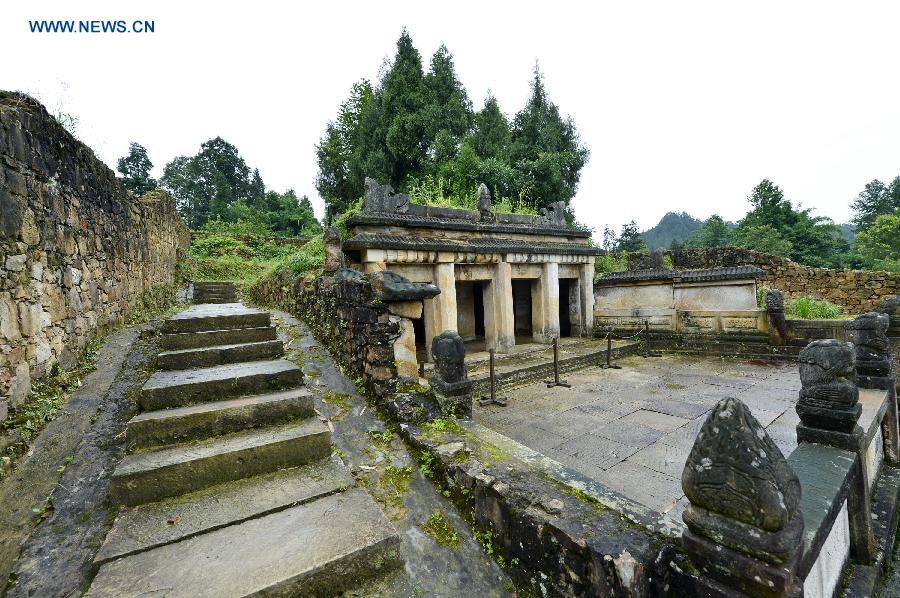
[880,296,900,394]
[765,289,787,346]
[681,397,803,597]
[323,227,342,272]
[796,339,875,563]
[429,330,472,418]
[847,312,898,463]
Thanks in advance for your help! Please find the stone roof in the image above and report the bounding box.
[343,233,604,257]
[348,209,592,238]
[596,265,765,285]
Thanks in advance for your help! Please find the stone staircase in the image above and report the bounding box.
[88,286,401,597]
[191,281,238,303]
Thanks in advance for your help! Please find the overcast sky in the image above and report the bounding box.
[5,1,900,235]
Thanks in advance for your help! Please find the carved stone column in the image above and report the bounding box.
[532,262,560,343]
[847,312,898,463]
[796,339,875,563]
[765,289,787,346]
[429,330,473,418]
[578,262,595,337]
[485,261,515,353]
[681,397,803,597]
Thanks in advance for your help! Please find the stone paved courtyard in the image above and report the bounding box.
[474,354,802,517]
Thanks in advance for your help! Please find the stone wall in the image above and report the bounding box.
[249,269,402,404]
[0,92,190,419]
[628,248,899,314]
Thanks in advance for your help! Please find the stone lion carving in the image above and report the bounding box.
[363,177,410,214]
[797,339,860,432]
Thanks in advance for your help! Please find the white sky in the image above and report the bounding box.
[5,1,900,235]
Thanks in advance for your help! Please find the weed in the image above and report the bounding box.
[421,510,459,549]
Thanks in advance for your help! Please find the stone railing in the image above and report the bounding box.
[0,92,190,420]
[659,313,900,597]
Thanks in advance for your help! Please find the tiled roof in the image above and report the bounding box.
[347,211,592,238]
[343,233,604,256]
[597,265,765,285]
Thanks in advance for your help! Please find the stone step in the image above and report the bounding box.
[161,303,270,334]
[160,326,277,351]
[156,340,284,370]
[140,359,303,411]
[88,488,401,598]
[193,296,237,305]
[127,388,315,451]
[109,419,330,506]
[95,456,353,565]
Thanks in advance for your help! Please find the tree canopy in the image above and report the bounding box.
[117,142,157,197]
[316,30,588,223]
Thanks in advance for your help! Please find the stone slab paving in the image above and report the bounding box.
[475,354,802,517]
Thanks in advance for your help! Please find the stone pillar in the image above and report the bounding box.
[796,339,875,563]
[765,289,787,346]
[424,262,457,360]
[485,261,515,353]
[847,312,898,464]
[429,330,473,418]
[531,262,560,343]
[579,262,594,337]
[681,397,803,597]
[880,296,900,394]
[323,227,342,272]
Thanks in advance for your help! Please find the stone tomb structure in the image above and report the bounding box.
[343,180,602,356]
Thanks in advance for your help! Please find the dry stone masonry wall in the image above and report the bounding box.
[629,247,899,314]
[0,92,189,419]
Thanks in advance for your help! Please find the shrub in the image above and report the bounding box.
[595,252,628,274]
[785,296,843,320]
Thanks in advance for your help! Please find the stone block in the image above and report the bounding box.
[17,302,43,337]
[388,300,423,319]
[4,254,26,271]
[0,295,20,341]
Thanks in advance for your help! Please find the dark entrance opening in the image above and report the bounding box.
[512,280,533,337]
[558,279,572,337]
[473,282,485,337]
[412,315,427,362]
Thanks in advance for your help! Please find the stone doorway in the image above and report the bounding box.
[559,279,573,337]
[456,281,486,343]
[512,280,533,338]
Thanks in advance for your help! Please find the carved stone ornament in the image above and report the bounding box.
[362,177,410,214]
[537,201,567,227]
[847,312,892,378]
[796,339,861,433]
[431,330,466,384]
[765,289,785,312]
[476,183,495,223]
[682,397,803,564]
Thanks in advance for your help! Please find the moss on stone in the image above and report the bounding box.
[421,510,460,550]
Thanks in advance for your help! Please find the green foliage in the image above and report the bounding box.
[854,212,900,271]
[117,142,157,196]
[732,179,848,267]
[641,212,702,250]
[785,297,843,320]
[756,285,772,309]
[594,252,628,273]
[273,234,325,277]
[615,221,647,253]
[421,510,460,550]
[316,32,588,222]
[685,215,731,248]
[162,137,321,235]
[851,177,900,230]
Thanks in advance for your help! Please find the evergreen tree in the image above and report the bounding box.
[424,45,473,147]
[615,221,648,253]
[471,93,511,160]
[508,65,588,211]
[117,142,157,197]
[248,168,266,208]
[850,177,900,230]
[686,215,731,248]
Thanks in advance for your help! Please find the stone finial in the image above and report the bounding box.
[476,183,495,223]
[797,339,860,433]
[323,227,342,272]
[847,312,892,378]
[432,330,466,384]
[682,398,803,565]
[363,177,410,214]
[765,289,784,312]
[879,296,900,332]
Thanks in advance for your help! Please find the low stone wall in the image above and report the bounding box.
[189,231,310,247]
[249,270,402,404]
[628,248,900,314]
[0,92,190,419]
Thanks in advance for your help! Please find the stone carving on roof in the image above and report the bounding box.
[476,183,495,224]
[537,201,567,227]
[363,177,410,214]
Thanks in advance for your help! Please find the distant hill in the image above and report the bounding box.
[640,212,702,250]
[837,223,855,244]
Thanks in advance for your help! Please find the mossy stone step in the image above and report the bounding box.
[88,488,401,598]
[109,419,330,506]
[140,359,303,411]
[156,340,284,370]
[95,455,353,565]
[127,387,315,451]
[161,303,270,334]
[160,326,277,351]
